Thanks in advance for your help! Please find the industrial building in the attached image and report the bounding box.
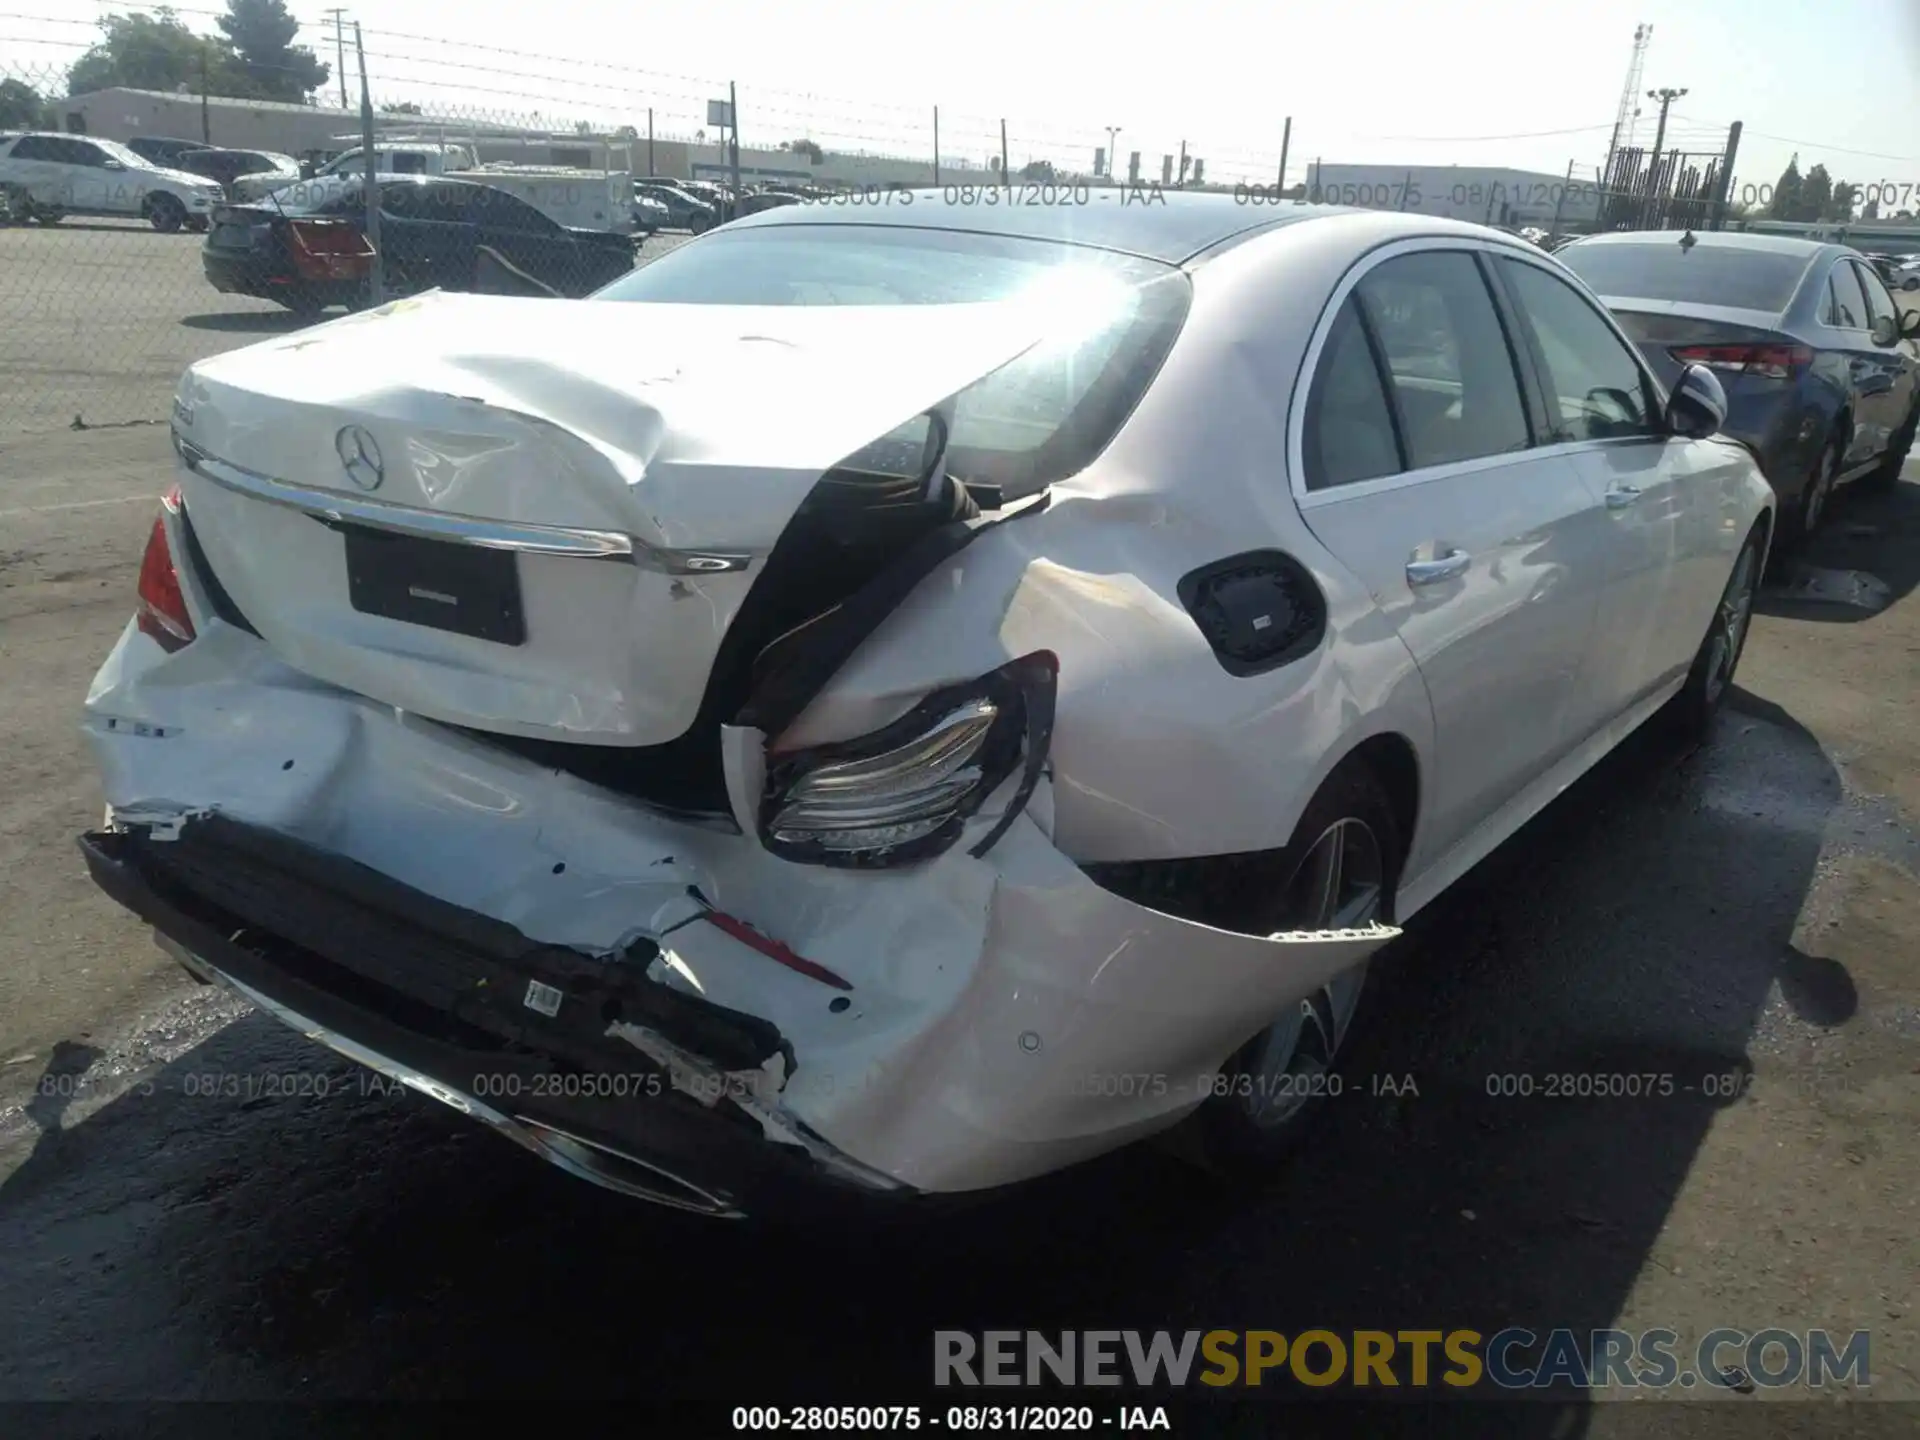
[56,88,971,189]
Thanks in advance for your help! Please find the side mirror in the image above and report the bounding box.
[1871,313,1900,347]
[1901,309,1920,340]
[1666,363,1727,439]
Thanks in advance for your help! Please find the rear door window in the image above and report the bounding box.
[1355,250,1532,469]
[1828,262,1870,331]
[1498,258,1658,442]
[1854,261,1900,335]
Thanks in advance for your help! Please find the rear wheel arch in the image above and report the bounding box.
[1077,731,1419,934]
[1340,732,1419,889]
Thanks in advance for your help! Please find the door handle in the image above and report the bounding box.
[1406,548,1471,585]
[1605,484,1643,509]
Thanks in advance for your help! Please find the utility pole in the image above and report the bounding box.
[1103,126,1120,181]
[1646,86,1686,228]
[932,106,940,186]
[647,107,654,177]
[325,9,349,111]
[199,47,210,143]
[999,119,1009,188]
[356,22,381,307]
[1276,116,1291,196]
[1710,120,1741,230]
[727,81,741,207]
[1176,139,1187,187]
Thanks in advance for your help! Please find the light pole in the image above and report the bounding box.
[1104,126,1121,181]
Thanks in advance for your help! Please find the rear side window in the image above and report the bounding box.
[1303,300,1402,490]
[1499,258,1656,442]
[1827,262,1870,329]
[1557,242,1809,312]
[1355,251,1531,469]
[1854,261,1899,333]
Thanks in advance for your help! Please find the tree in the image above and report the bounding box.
[66,10,245,97]
[216,0,328,102]
[0,78,50,128]
[612,124,639,140]
[381,101,422,115]
[1800,163,1832,223]
[784,137,823,164]
[1019,159,1056,181]
[1764,155,1803,221]
[1863,195,1881,221]
[1826,180,1858,223]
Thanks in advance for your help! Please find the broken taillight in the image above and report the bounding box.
[287,218,374,282]
[135,485,195,653]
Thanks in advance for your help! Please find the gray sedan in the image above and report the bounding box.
[1558,230,1920,550]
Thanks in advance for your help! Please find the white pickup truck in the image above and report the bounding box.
[310,142,635,234]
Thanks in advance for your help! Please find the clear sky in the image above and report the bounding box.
[7,0,1919,195]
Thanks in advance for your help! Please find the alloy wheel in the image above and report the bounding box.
[1239,817,1383,1130]
[1804,447,1837,535]
[1703,541,1759,708]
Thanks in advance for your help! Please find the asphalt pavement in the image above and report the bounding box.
[0,231,1915,1432]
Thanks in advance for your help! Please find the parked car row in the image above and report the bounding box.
[201,173,637,313]
[1557,229,1920,552]
[90,192,1796,1219]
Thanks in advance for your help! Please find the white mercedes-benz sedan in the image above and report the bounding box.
[80,195,1773,1217]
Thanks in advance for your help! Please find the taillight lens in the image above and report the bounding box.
[759,652,1058,868]
[1669,343,1813,381]
[135,486,195,653]
[287,218,374,281]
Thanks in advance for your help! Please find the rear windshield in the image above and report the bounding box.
[593,224,1191,495]
[1558,242,1811,312]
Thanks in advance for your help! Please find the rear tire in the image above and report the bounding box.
[1187,763,1401,1178]
[145,194,186,233]
[1860,404,1917,493]
[1665,521,1765,744]
[1775,436,1841,565]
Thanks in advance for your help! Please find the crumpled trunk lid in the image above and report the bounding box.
[172,291,1046,745]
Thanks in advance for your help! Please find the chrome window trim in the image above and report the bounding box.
[173,433,756,575]
[1287,235,1672,510]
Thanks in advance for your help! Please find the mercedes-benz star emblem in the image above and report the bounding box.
[335,425,384,491]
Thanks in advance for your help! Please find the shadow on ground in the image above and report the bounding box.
[177,311,320,334]
[1759,473,1920,623]
[0,561,1889,1430]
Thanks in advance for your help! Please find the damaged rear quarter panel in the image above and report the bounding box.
[772,220,1437,866]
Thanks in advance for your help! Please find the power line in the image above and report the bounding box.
[1669,114,1919,166]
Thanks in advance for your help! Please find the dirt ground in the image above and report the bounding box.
[0,265,1915,1428]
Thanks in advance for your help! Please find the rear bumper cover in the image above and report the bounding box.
[79,818,884,1218]
[81,617,1399,1202]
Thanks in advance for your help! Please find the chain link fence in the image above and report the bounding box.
[0,18,1742,440]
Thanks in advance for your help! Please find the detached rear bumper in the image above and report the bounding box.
[79,817,897,1219]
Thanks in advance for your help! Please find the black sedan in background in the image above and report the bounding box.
[202,174,637,314]
[1559,230,1920,549]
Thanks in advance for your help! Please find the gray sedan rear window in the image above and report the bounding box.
[1557,243,1811,312]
